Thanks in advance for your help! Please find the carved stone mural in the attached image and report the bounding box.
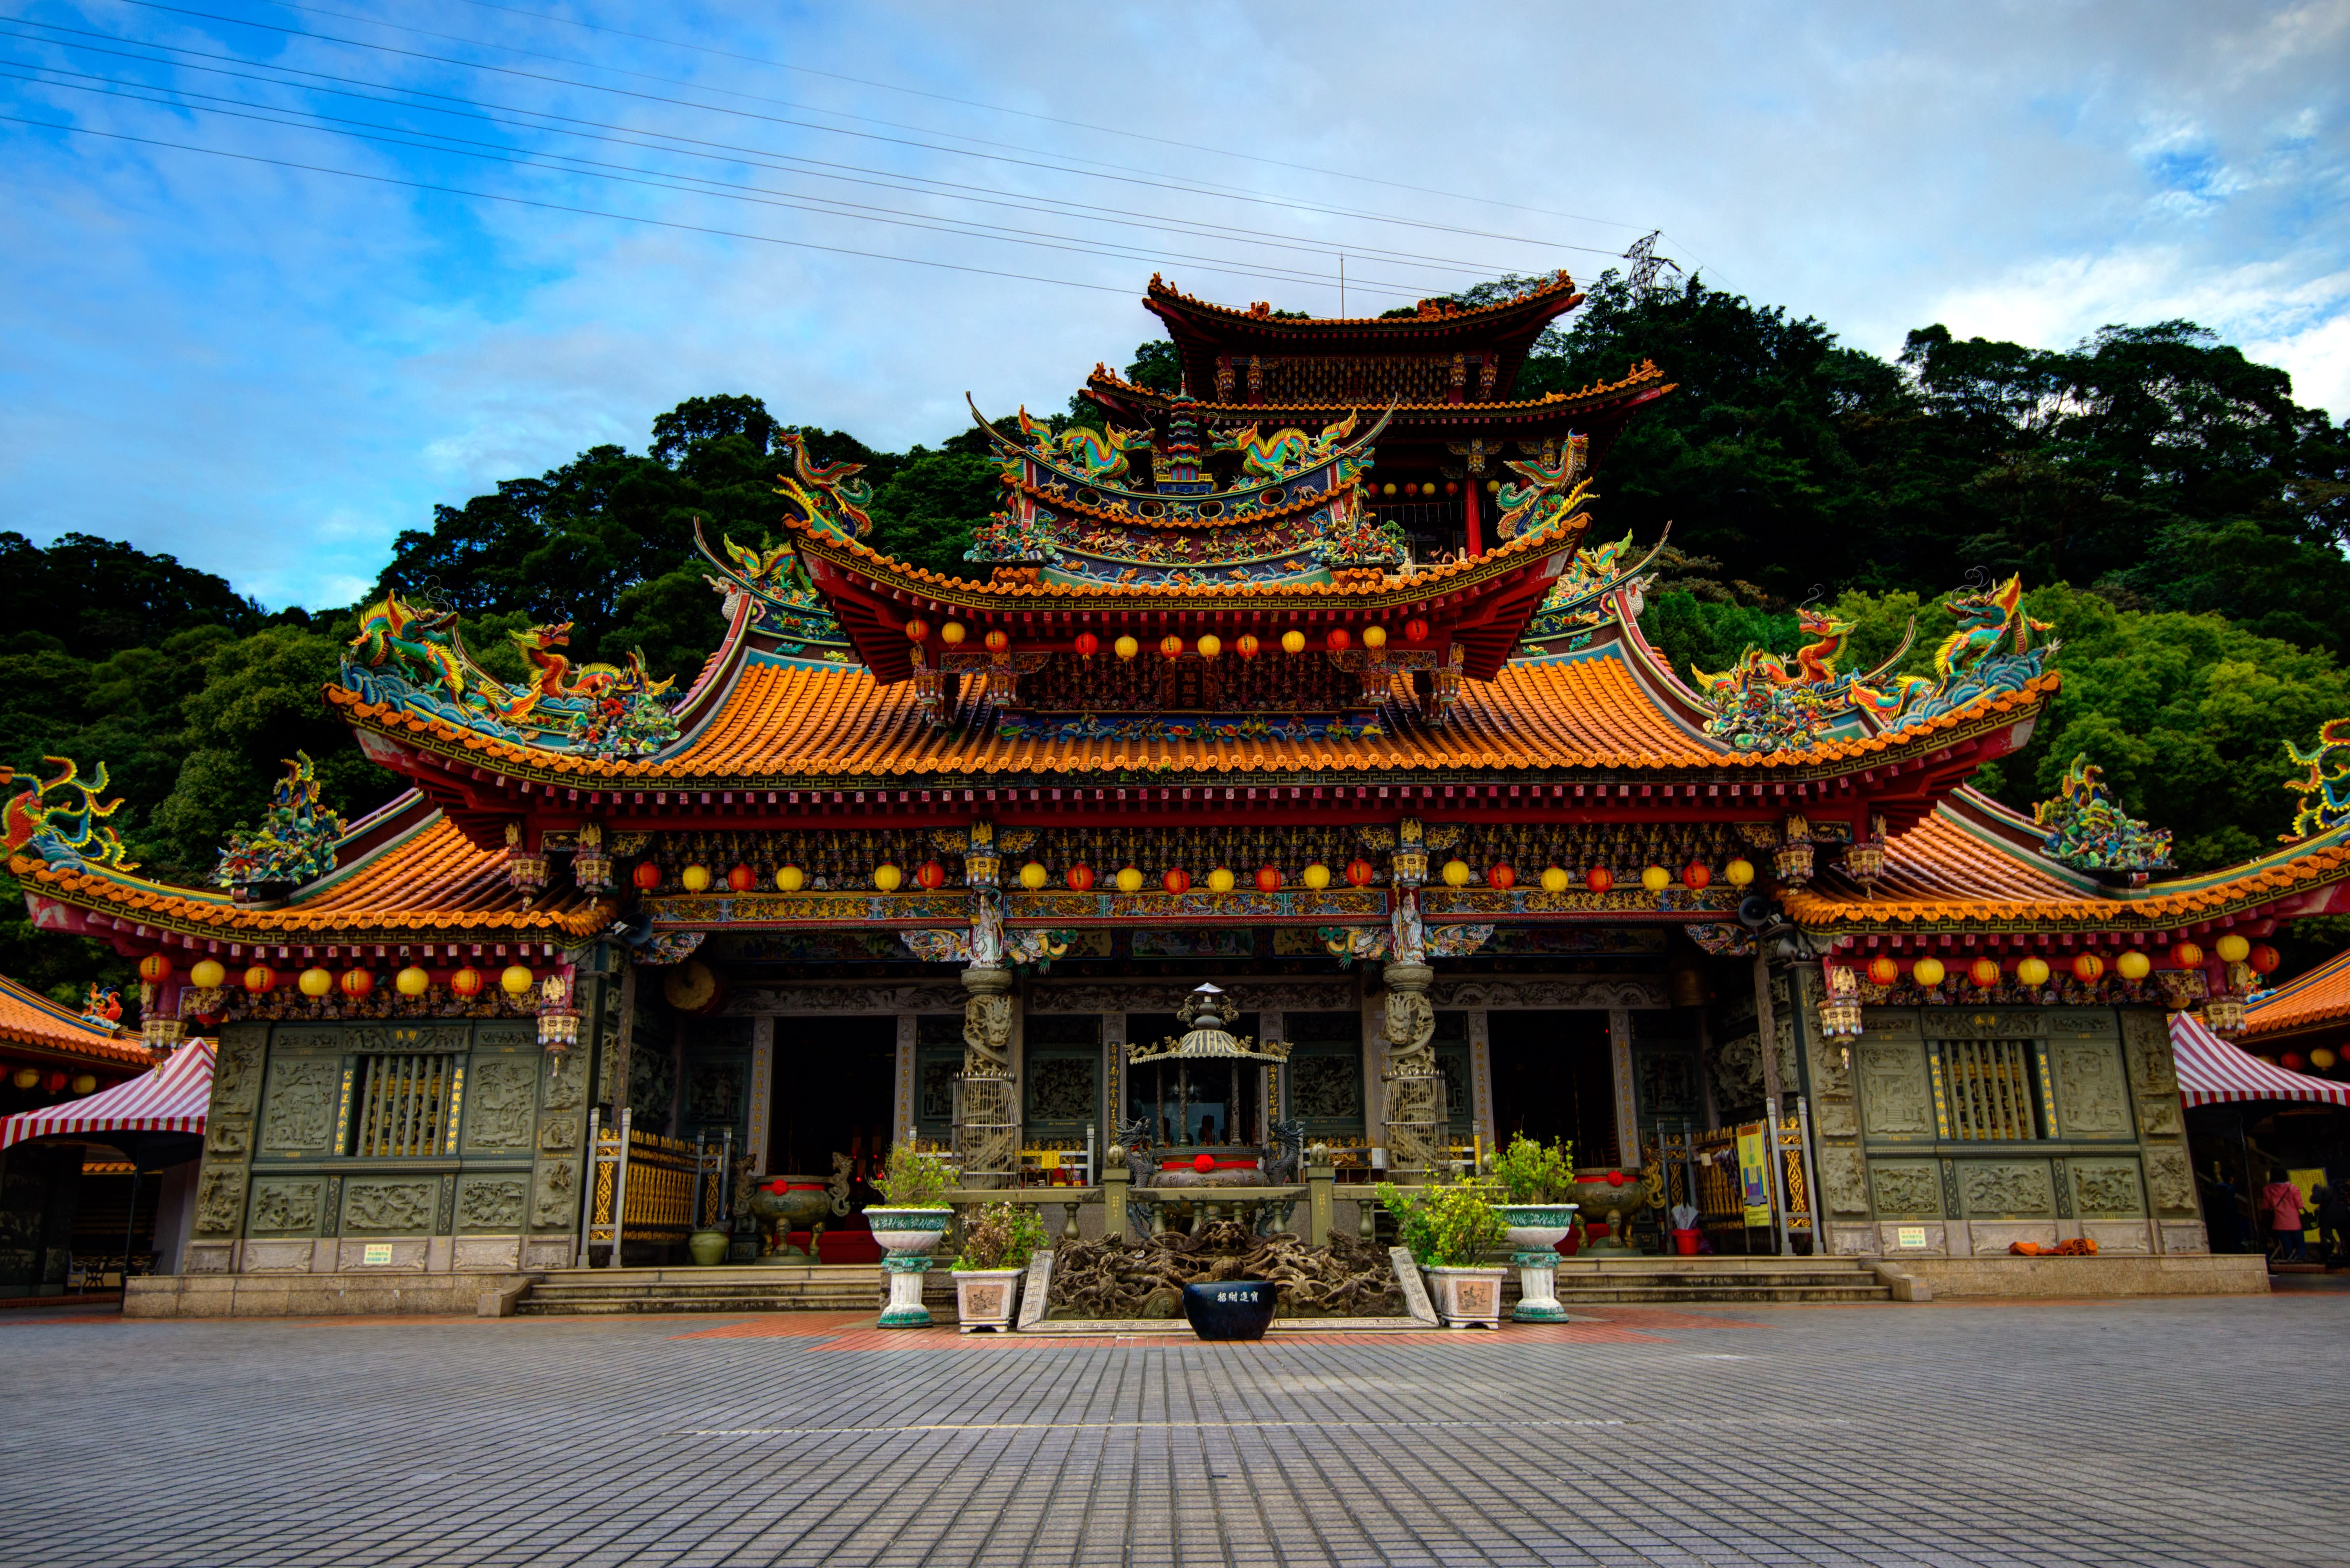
[1289,1055,1361,1120]
[2052,1040,2130,1137]
[204,1117,249,1158]
[1819,1147,1870,1215]
[458,1178,527,1231]
[1814,1097,1858,1139]
[2144,1147,2195,1213]
[2121,1011,2182,1137]
[1857,1040,1933,1137]
[1025,1057,1097,1122]
[260,1058,338,1152]
[343,1181,434,1233]
[1959,1162,2054,1217]
[247,1179,321,1234]
[194,1168,245,1235]
[542,1051,584,1112]
[2071,1162,2144,1215]
[1429,978,1664,1010]
[210,1030,265,1113]
[537,1114,581,1153]
[531,1160,577,1229]
[464,1058,537,1149]
[1870,1163,1942,1217]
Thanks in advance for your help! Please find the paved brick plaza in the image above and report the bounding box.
[4,1296,2343,1568]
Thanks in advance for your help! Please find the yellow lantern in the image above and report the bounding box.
[775,865,804,892]
[2313,1048,2339,1070]
[70,1074,96,1095]
[1204,867,1235,893]
[1113,634,1139,660]
[1197,634,1222,660]
[1640,865,1671,894]
[1115,866,1145,894]
[1381,482,1397,496]
[1301,863,1331,890]
[681,864,712,893]
[940,621,966,645]
[1019,861,1048,890]
[1280,629,1306,655]
[1540,865,1570,894]
[395,965,430,997]
[189,958,227,989]
[1724,858,1755,888]
[1912,957,1947,988]
[297,967,333,998]
[2116,950,2151,981]
[500,963,534,996]
[2215,934,2250,964]
[2016,956,2051,987]
[874,863,904,893]
[1440,859,1472,888]
[1362,624,1387,650]
[11,1068,38,1090]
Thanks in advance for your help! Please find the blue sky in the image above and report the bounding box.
[4,0,2347,610]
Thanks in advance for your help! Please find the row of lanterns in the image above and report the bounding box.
[1850,936,2281,991]
[904,619,1434,659]
[654,857,1759,895]
[167,955,540,1000]
[1370,481,1501,497]
[9,1067,100,1095]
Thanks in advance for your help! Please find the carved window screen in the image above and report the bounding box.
[1937,1038,2041,1141]
[352,1053,457,1158]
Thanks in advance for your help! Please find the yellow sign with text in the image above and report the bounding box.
[1736,1124,1772,1227]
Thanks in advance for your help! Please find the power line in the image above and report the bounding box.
[91,1,1640,260]
[0,22,1562,287]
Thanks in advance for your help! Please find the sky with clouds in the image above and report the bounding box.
[4,0,2346,610]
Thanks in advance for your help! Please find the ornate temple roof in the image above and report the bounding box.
[2242,948,2350,1041]
[1084,359,1673,422]
[0,973,152,1070]
[12,793,611,957]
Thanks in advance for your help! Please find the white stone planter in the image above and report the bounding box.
[1423,1264,1508,1329]
[1495,1203,1578,1323]
[953,1267,1023,1333]
[866,1206,951,1328]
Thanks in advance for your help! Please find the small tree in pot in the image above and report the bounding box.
[1489,1135,1579,1322]
[870,1143,957,1328]
[1378,1175,1509,1329]
[950,1200,1047,1334]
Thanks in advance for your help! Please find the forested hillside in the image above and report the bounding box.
[8,270,2350,999]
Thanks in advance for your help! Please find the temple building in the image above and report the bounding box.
[10,274,2347,1309]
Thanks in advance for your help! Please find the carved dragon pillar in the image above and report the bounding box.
[951,822,1019,1189]
[1377,819,1448,1177]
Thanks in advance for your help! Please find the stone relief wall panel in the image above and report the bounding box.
[2069,1161,2145,1216]
[342,1180,436,1234]
[462,1057,539,1151]
[2050,1039,2131,1138]
[210,1026,268,1116]
[1856,1037,1934,1139]
[2144,1146,2196,1214]
[1957,1161,2055,1218]
[1868,1162,1943,1217]
[2120,1009,2183,1139]
[246,1178,323,1235]
[457,1177,527,1232]
[530,1159,578,1231]
[193,1166,246,1236]
[259,1057,339,1154]
[1818,1147,1870,1216]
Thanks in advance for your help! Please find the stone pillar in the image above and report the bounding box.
[746,1015,775,1173]
[1380,960,1445,1178]
[956,965,1018,1189]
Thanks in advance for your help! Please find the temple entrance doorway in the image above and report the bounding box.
[1486,1011,1619,1167]
[767,1015,895,1181]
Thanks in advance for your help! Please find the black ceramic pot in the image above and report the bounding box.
[1181,1279,1277,1341]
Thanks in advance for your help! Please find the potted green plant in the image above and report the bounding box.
[1488,1134,1579,1322]
[1378,1175,1509,1328]
[950,1200,1047,1333]
[868,1142,957,1328]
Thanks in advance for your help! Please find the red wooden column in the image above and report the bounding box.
[1463,480,1483,558]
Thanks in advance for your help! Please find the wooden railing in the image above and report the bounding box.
[578,1110,735,1267]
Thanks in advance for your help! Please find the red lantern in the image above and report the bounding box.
[1073,631,1099,659]
[1345,858,1375,887]
[1586,867,1613,894]
[914,860,947,890]
[1326,627,1352,652]
[138,953,172,985]
[1969,958,2002,988]
[1683,862,1711,890]
[1868,956,1900,987]
[1444,481,1459,496]
[983,628,1010,653]
[1255,865,1281,892]
[1159,634,1185,659]
[2282,1052,2307,1072]
[1235,633,1260,659]
[2073,953,2105,983]
[1488,863,1516,890]
[450,966,483,999]
[1404,618,1429,645]
[631,862,662,891]
[1163,867,1191,895]
[726,864,755,892]
[904,618,929,643]
[340,968,374,1000]
[1066,864,1094,892]
[2170,941,2205,969]
[243,964,276,994]
[2250,943,2282,975]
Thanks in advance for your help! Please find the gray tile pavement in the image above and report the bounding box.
[0,1298,2342,1568]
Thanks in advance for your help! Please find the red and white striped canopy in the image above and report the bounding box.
[0,1038,214,1150]
[2170,1013,2350,1108]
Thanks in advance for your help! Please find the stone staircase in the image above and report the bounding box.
[1544,1256,1895,1306]
[512,1264,885,1316]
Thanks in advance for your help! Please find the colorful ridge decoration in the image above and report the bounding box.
[2,758,136,872]
[2032,754,2174,874]
[2284,717,2350,841]
[693,520,854,662]
[212,751,346,892]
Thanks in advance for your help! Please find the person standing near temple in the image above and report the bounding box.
[2262,1167,2308,1264]
[2313,1181,2349,1267]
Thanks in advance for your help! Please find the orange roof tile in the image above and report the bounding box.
[2243,948,2350,1039]
[12,810,611,941]
[331,645,2056,787]
[0,974,152,1069]
[1782,794,2350,934]
[1085,361,1671,415]
[1144,270,1582,329]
